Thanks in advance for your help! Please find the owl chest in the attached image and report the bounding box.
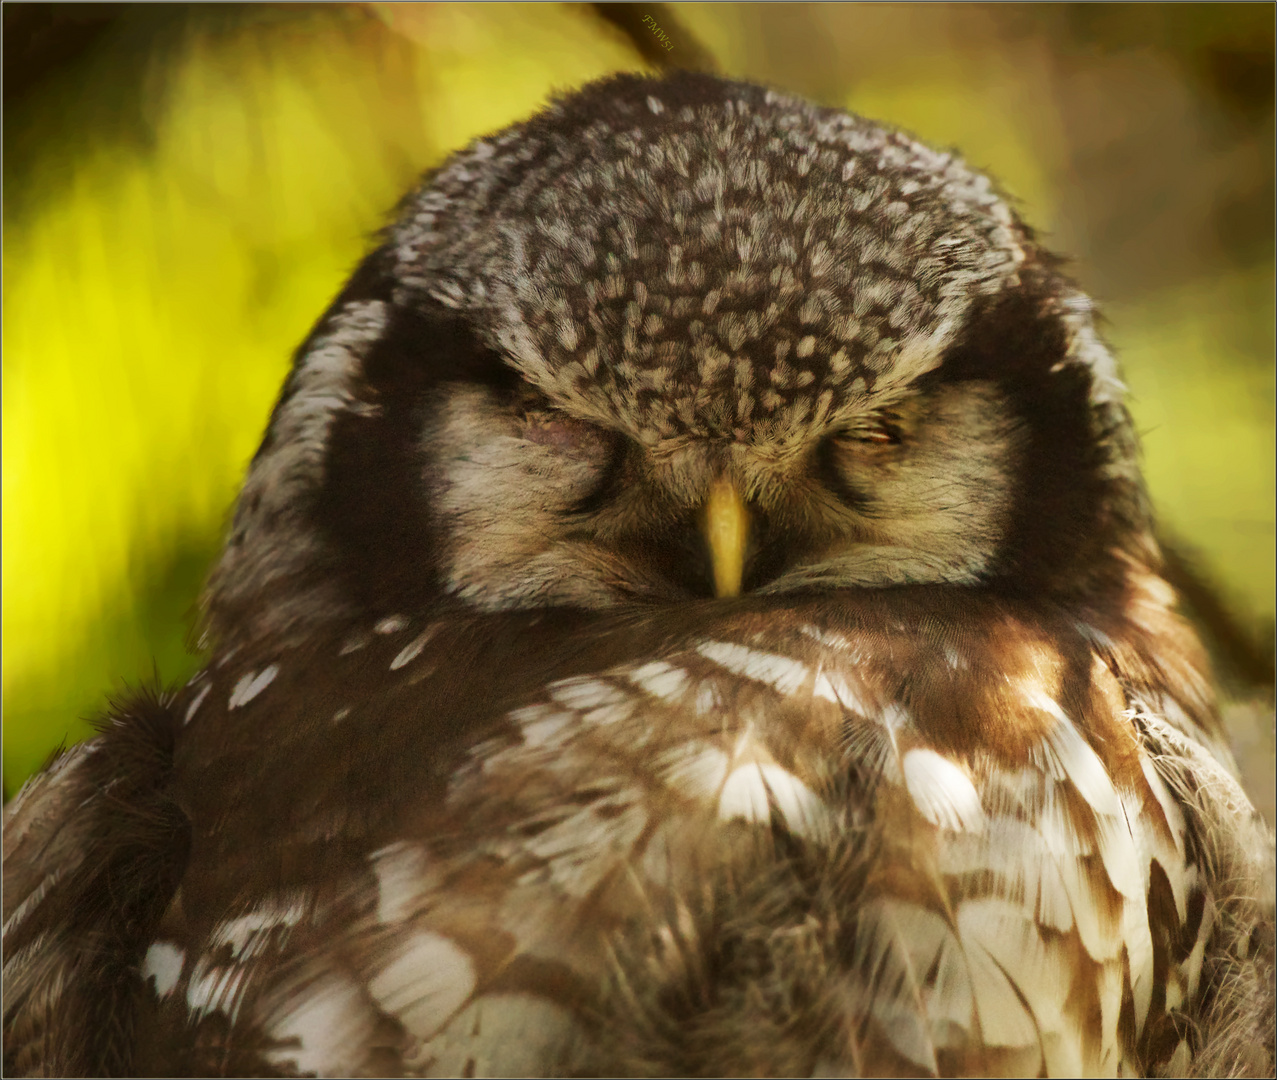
[154,619,1197,1077]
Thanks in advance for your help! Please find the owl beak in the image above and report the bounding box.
[702,477,749,598]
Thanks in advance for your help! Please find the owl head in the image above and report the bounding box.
[205,71,1151,650]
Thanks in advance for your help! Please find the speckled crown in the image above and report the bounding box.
[389,72,1028,444]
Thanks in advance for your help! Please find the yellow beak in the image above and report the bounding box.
[703,477,749,598]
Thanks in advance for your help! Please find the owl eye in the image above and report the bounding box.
[833,412,904,447]
[512,403,627,516]
[564,430,628,516]
[518,409,611,460]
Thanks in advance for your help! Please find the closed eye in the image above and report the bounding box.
[815,409,910,513]
[562,429,628,516]
[815,437,872,513]
[831,410,904,447]
[503,394,628,518]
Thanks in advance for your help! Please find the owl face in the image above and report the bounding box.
[424,369,1025,609]
[208,71,1147,647]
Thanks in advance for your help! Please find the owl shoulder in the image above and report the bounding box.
[2,687,186,1076]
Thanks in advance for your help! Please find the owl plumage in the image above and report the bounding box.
[3,71,1273,1078]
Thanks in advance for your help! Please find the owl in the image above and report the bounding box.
[3,71,1273,1078]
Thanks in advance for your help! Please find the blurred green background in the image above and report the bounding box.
[3,4,1273,800]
